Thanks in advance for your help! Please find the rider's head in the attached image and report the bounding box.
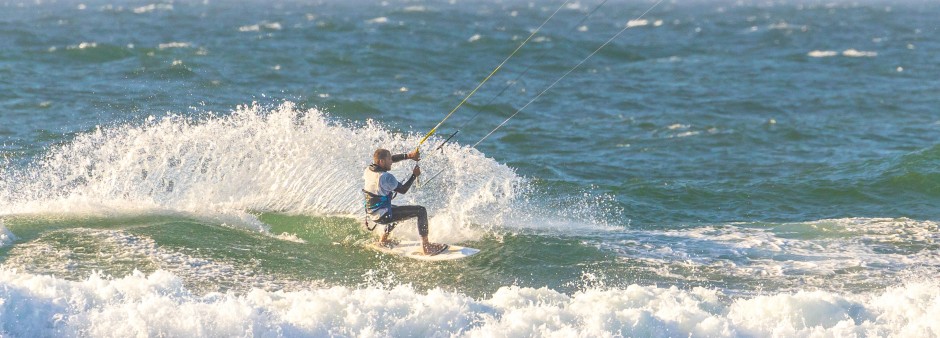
[373,148,392,170]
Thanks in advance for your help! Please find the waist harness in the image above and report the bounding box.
[362,189,396,231]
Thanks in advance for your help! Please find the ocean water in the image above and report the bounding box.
[1,0,939,336]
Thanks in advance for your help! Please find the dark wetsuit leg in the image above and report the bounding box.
[378,205,429,236]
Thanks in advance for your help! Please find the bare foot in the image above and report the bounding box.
[423,243,448,255]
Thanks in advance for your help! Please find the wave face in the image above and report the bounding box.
[0,268,938,337]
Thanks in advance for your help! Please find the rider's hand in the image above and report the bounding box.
[412,165,421,176]
[408,150,421,161]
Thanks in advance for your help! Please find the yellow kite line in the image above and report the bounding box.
[415,0,573,150]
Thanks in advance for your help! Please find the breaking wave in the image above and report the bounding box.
[0,268,936,337]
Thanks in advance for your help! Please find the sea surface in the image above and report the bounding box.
[1,0,939,336]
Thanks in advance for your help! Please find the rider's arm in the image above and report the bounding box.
[394,174,418,194]
[392,150,420,163]
[391,154,408,163]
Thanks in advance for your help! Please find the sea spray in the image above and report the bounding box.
[0,102,624,241]
[0,102,530,241]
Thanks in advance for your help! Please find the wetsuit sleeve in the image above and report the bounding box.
[394,174,418,194]
[391,153,409,163]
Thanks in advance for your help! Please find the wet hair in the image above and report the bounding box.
[373,148,391,163]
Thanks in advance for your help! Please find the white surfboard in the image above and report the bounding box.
[368,240,480,261]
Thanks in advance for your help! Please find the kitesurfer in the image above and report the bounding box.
[363,148,448,255]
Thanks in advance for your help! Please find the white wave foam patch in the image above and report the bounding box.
[808,50,838,58]
[238,22,281,32]
[601,218,940,291]
[2,227,303,293]
[843,49,877,57]
[158,42,191,49]
[0,102,526,242]
[67,42,98,50]
[0,269,937,337]
[402,5,426,12]
[366,17,389,24]
[132,3,173,14]
[0,220,16,247]
[808,49,877,58]
[627,19,649,28]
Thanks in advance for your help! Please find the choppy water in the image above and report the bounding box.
[1,0,939,336]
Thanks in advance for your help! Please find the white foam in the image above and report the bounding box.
[132,3,173,14]
[0,268,936,337]
[0,219,16,247]
[238,24,260,32]
[158,42,191,49]
[627,19,649,28]
[238,22,281,32]
[403,6,426,12]
[809,49,877,58]
[843,49,877,57]
[2,228,299,292]
[808,50,838,57]
[366,17,389,24]
[67,42,98,50]
[274,232,304,243]
[674,131,701,138]
[768,21,805,31]
[598,218,940,292]
[467,34,482,42]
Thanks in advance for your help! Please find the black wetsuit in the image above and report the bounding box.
[364,154,427,236]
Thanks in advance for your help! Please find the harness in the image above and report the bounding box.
[362,189,397,233]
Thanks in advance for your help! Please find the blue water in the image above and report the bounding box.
[1,0,939,336]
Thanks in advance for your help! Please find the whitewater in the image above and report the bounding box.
[0,267,937,337]
[2,0,939,336]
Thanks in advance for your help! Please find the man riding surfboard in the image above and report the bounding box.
[363,148,448,255]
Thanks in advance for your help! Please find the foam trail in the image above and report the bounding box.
[0,268,937,337]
